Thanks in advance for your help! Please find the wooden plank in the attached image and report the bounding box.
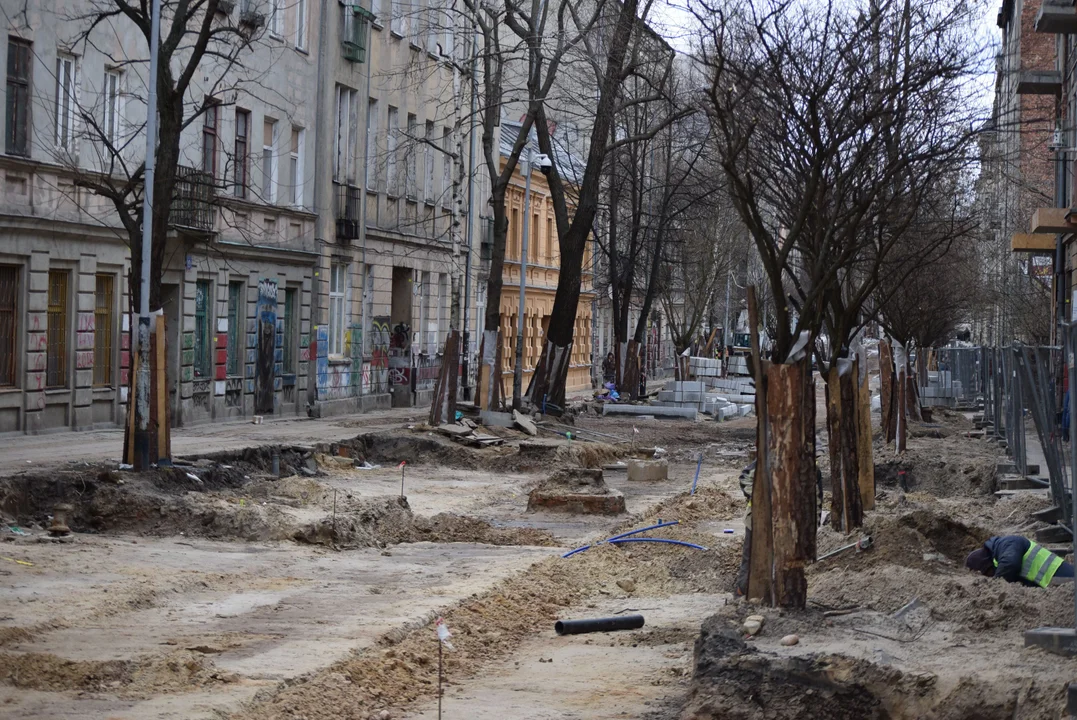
[746,287,773,605]
[839,365,863,529]
[155,314,167,463]
[826,367,844,530]
[856,355,875,511]
[879,340,894,444]
[126,349,139,466]
[767,358,815,609]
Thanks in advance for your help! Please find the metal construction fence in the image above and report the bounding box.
[918,346,983,407]
[982,343,1070,533]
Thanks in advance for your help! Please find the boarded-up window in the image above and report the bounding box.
[283,287,298,373]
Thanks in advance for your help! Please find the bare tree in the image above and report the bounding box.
[523,0,692,409]
[59,0,271,462]
[694,0,986,606]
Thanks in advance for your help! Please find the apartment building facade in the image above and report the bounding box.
[0,0,320,434]
[979,0,1061,344]
[309,0,483,415]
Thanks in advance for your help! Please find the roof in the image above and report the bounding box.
[499,119,587,184]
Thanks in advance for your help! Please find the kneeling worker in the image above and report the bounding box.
[965,535,1075,587]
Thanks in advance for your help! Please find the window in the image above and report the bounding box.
[262,117,277,202]
[269,0,282,36]
[295,0,307,48]
[546,217,554,262]
[103,69,123,148]
[334,85,358,182]
[93,275,113,387]
[283,287,298,373]
[194,280,212,378]
[426,0,440,53]
[387,106,399,195]
[0,265,16,386]
[411,0,424,45]
[202,102,219,179]
[227,281,244,376]
[424,120,435,203]
[406,113,417,199]
[510,208,519,259]
[290,126,304,207]
[441,5,454,57]
[234,109,250,198]
[391,0,407,36]
[366,98,378,190]
[6,38,32,156]
[441,127,451,204]
[55,53,77,151]
[329,263,347,356]
[46,270,69,388]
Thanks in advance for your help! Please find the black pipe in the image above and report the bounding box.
[554,614,645,636]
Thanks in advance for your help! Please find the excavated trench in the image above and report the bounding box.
[0,433,573,549]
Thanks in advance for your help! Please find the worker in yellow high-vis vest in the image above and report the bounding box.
[965,536,1075,587]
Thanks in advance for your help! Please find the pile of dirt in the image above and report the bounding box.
[813,507,990,574]
[0,648,232,695]
[634,486,740,525]
[809,564,1075,633]
[874,438,998,497]
[375,511,557,547]
[680,614,1064,720]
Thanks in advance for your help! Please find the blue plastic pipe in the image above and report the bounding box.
[561,520,680,558]
[691,453,703,495]
[609,537,708,551]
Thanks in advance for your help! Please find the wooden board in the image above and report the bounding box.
[126,349,140,466]
[856,355,875,511]
[826,367,845,530]
[155,314,168,463]
[839,365,863,529]
[767,358,815,609]
[746,287,774,605]
[879,340,894,444]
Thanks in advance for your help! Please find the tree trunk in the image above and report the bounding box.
[623,339,640,401]
[525,236,586,409]
[477,329,502,411]
[765,358,817,609]
[906,372,922,422]
[483,189,509,335]
[880,339,897,444]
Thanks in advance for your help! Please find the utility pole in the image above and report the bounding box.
[512,151,534,410]
[134,0,162,470]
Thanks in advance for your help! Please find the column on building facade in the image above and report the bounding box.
[23,250,50,434]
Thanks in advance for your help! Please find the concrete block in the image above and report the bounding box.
[480,410,515,428]
[1024,627,1077,656]
[657,391,677,403]
[718,405,737,420]
[603,403,697,419]
[683,391,701,402]
[737,404,752,417]
[626,458,669,481]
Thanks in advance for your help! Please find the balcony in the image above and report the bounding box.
[1029,207,1077,234]
[342,6,375,63]
[1012,232,1057,253]
[1015,70,1062,95]
[335,183,361,241]
[171,166,216,232]
[1035,0,1077,33]
[239,0,265,29]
